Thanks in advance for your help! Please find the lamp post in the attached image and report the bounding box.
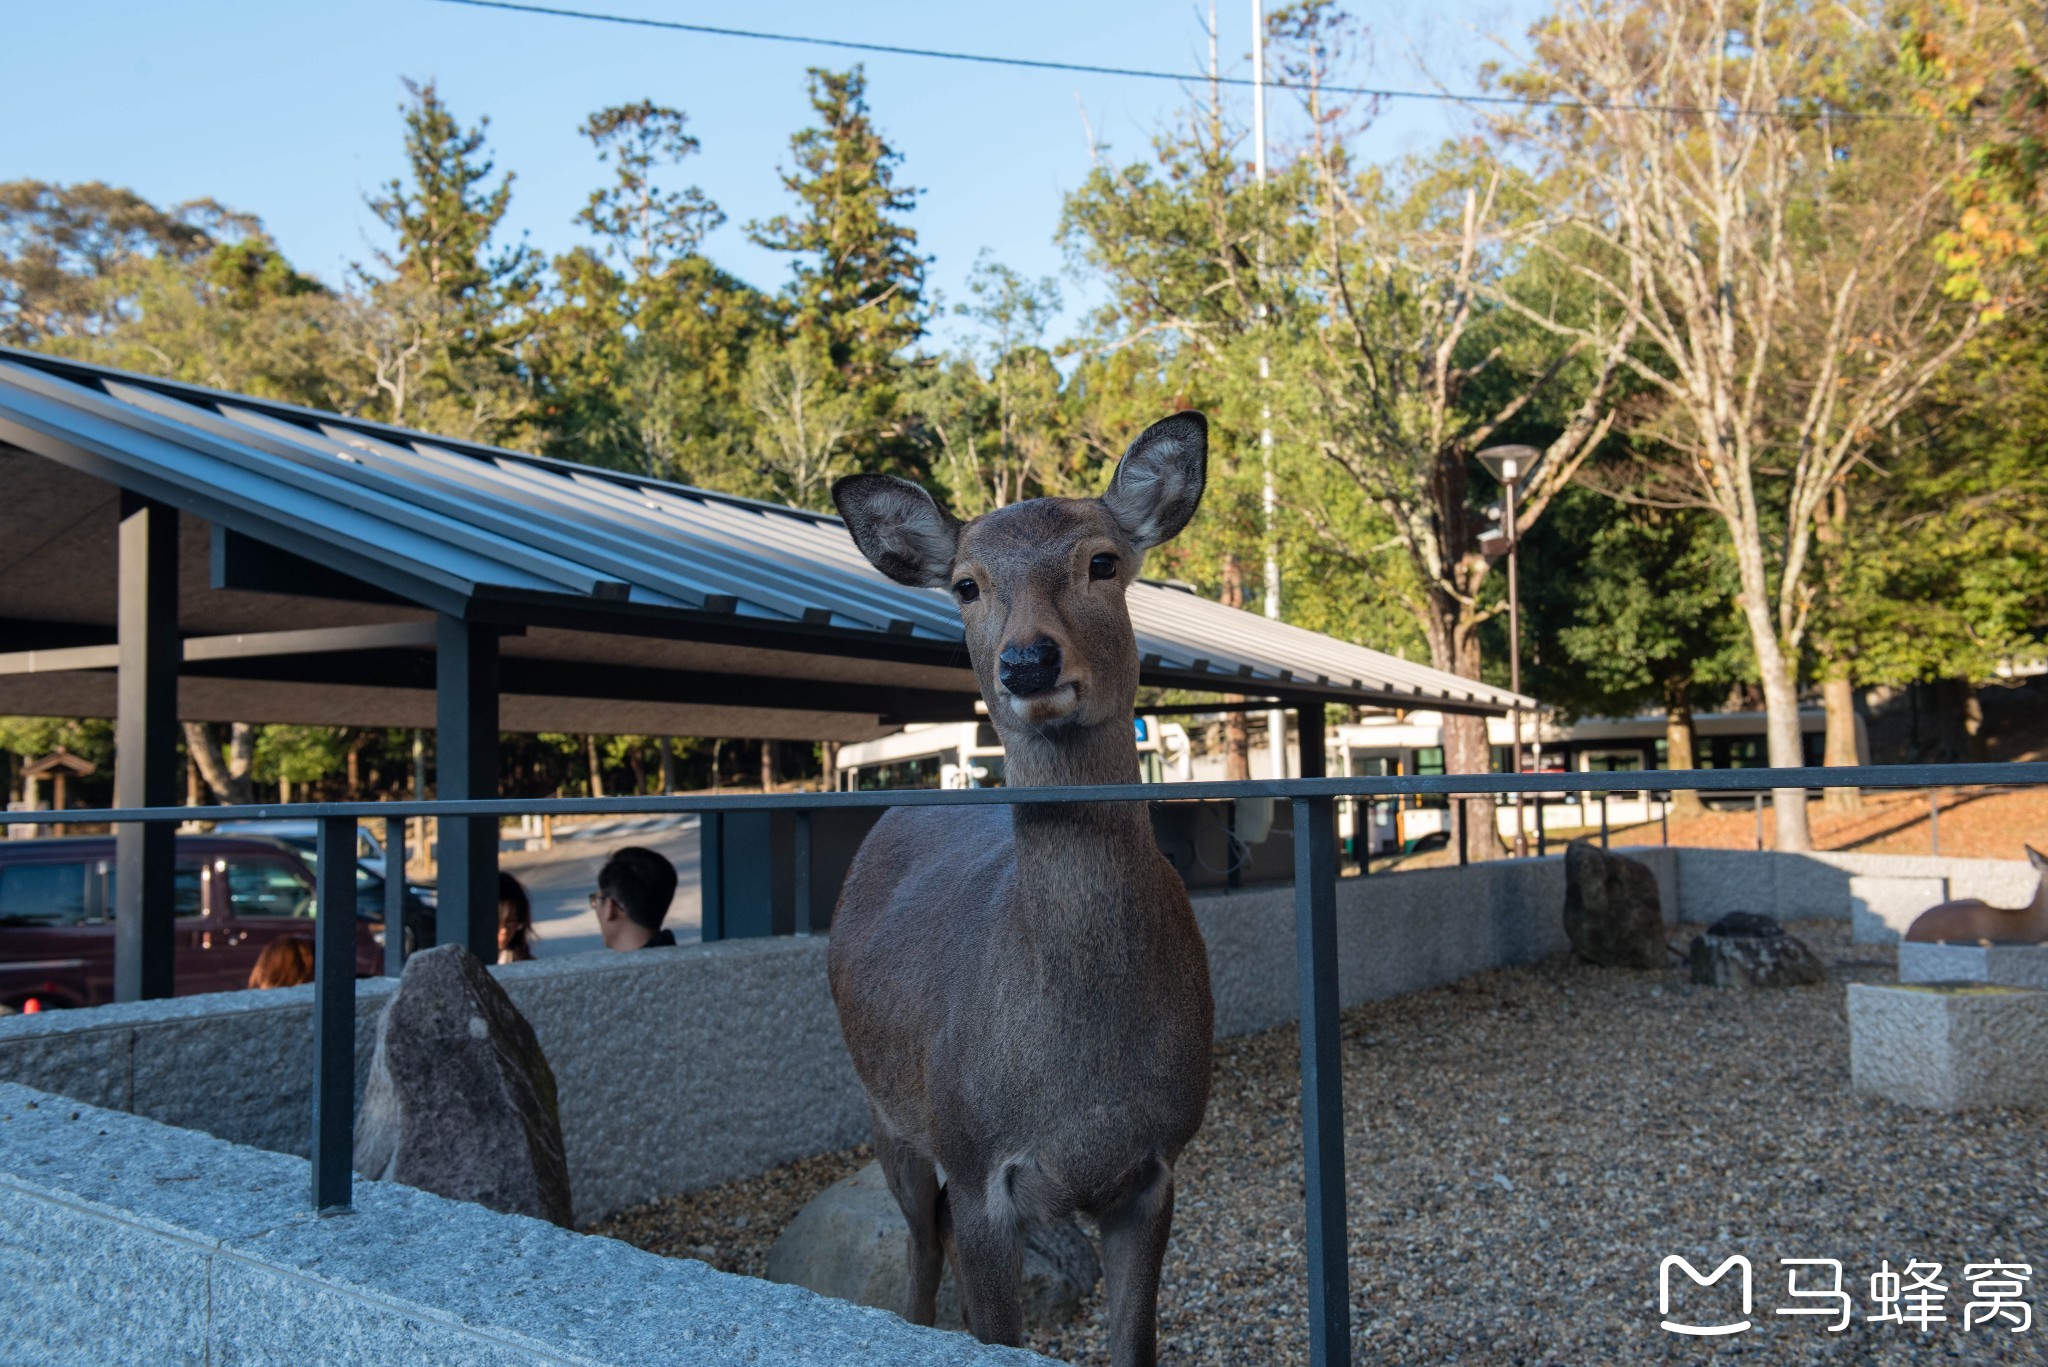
[1477,444,1540,858]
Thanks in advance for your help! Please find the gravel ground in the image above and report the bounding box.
[590,922,2048,1364]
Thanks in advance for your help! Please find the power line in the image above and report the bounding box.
[432,0,1915,123]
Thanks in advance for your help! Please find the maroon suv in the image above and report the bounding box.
[0,836,383,1010]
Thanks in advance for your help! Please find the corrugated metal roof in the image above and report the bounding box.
[0,347,1529,715]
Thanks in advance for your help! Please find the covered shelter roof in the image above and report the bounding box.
[0,347,1528,741]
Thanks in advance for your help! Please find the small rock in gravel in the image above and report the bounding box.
[1690,913,1828,988]
[766,1160,1100,1331]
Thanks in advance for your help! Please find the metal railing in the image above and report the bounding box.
[5,758,2044,1367]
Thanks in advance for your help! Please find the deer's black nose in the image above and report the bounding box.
[998,637,1063,697]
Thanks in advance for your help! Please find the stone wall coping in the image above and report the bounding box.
[0,1080,1048,1365]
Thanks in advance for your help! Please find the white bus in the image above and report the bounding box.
[835,718,1191,791]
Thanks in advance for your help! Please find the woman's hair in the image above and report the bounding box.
[498,871,534,961]
[248,936,315,990]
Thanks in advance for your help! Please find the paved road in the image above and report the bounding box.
[497,815,701,960]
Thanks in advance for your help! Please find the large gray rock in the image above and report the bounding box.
[1561,840,1668,968]
[767,1161,1100,1330]
[1688,912,1827,988]
[354,945,572,1226]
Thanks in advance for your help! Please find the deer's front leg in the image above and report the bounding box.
[1096,1155,1175,1367]
[874,1127,945,1326]
[946,1176,1024,1347]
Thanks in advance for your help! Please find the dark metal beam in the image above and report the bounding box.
[0,621,443,677]
[170,648,976,721]
[0,618,116,651]
[113,494,178,1002]
[435,616,500,961]
[211,526,412,605]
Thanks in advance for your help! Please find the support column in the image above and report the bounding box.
[436,615,500,961]
[114,495,179,1003]
[1295,704,1335,877]
[1295,703,1327,780]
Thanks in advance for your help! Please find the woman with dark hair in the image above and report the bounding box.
[248,936,315,990]
[498,871,536,963]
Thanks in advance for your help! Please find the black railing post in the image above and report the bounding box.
[383,815,406,977]
[699,810,725,941]
[1536,798,1547,858]
[312,814,357,1213]
[1291,796,1351,1367]
[1599,792,1610,849]
[793,809,813,936]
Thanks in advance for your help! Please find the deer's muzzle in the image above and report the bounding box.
[998,637,1064,697]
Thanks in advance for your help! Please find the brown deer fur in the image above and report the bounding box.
[828,413,1215,1365]
[1903,844,2048,945]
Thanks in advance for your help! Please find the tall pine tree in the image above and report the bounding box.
[355,79,537,440]
[748,67,928,476]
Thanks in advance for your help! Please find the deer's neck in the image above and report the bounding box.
[1000,715,1158,891]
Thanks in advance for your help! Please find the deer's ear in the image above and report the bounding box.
[833,474,962,588]
[1103,411,1207,550]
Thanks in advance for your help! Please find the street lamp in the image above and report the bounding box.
[1477,443,1541,858]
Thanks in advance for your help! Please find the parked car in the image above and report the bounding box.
[209,819,434,902]
[0,835,407,1011]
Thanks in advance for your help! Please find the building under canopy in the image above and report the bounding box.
[0,347,1529,995]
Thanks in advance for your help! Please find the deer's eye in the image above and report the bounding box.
[954,578,980,604]
[1089,553,1119,582]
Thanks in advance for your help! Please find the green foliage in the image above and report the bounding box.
[748,67,928,467]
[250,726,353,787]
[1521,491,1752,721]
[0,717,115,769]
[531,101,772,482]
[356,79,538,440]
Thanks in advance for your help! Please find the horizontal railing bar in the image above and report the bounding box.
[4,762,2044,826]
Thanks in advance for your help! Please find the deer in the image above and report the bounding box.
[1903,844,2048,946]
[827,412,1216,1366]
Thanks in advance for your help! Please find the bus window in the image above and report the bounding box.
[851,755,948,791]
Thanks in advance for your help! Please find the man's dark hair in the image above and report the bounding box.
[598,846,677,931]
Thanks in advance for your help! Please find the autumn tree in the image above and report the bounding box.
[1495,0,2004,849]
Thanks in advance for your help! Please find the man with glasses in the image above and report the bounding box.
[588,846,678,951]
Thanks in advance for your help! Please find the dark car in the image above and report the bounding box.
[0,835,393,1010]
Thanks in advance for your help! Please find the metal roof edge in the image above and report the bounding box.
[0,344,846,530]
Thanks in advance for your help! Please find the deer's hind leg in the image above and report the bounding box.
[1093,1154,1176,1367]
[947,1174,1024,1347]
[874,1125,946,1326]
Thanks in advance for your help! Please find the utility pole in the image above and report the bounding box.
[1252,0,1290,779]
[1208,1,1220,143]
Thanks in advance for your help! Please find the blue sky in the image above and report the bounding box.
[5,0,1548,347]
